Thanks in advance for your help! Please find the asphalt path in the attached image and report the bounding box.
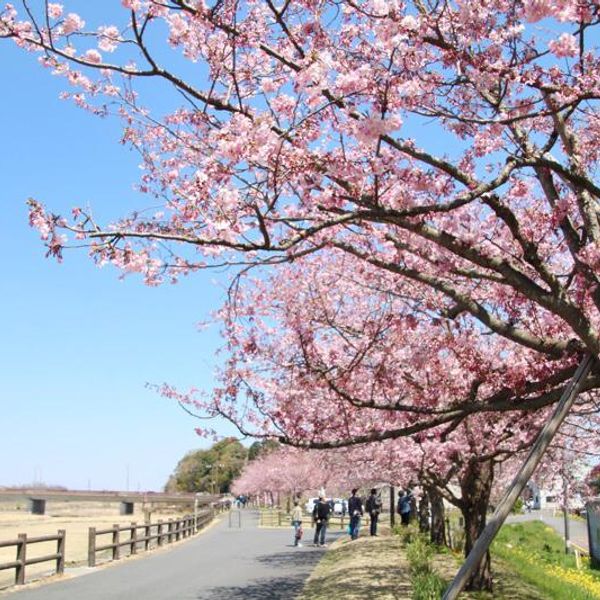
[507,510,589,549]
[7,511,341,600]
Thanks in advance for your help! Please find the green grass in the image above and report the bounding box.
[491,522,600,600]
[404,532,446,599]
[298,521,600,600]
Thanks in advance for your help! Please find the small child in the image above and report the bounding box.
[295,524,303,547]
[291,500,303,547]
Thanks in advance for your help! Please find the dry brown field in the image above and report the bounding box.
[0,499,190,589]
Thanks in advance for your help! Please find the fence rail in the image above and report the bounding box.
[258,510,390,530]
[0,530,65,585]
[87,510,213,567]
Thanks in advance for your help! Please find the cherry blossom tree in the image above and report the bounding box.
[230,444,385,504]
[4,0,599,448]
[586,463,600,495]
[190,254,600,589]
[4,0,600,592]
[176,254,598,447]
[2,0,599,363]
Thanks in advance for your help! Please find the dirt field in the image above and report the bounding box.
[0,500,190,589]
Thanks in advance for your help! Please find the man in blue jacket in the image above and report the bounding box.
[397,489,413,526]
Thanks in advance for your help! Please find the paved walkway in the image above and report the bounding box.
[507,510,589,549]
[6,511,341,600]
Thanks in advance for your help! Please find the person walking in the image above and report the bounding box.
[365,488,382,536]
[397,490,412,526]
[291,501,303,547]
[312,496,331,546]
[347,488,363,540]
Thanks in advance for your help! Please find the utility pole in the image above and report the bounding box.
[563,458,571,554]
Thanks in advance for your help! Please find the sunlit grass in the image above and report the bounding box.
[492,521,600,600]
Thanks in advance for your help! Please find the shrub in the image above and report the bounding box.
[405,533,446,600]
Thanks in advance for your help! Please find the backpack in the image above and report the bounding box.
[366,495,382,514]
[313,500,331,522]
[397,495,411,514]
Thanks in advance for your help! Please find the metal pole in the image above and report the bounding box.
[443,354,594,600]
[563,472,570,554]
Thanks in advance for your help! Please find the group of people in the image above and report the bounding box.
[290,488,413,547]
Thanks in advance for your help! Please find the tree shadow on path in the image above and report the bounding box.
[197,545,329,599]
[197,573,309,600]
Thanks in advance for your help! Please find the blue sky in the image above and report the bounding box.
[0,3,237,491]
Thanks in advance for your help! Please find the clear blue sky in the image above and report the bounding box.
[0,2,237,491]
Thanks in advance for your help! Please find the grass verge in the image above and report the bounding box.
[297,535,412,600]
[297,521,600,599]
[491,521,600,600]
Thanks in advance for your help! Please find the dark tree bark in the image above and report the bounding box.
[418,488,430,534]
[459,459,495,592]
[428,485,447,546]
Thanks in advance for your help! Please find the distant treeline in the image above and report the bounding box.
[164,438,278,494]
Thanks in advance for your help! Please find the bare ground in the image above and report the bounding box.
[0,500,188,589]
[298,535,412,600]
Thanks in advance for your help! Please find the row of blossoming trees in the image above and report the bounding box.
[3,0,600,592]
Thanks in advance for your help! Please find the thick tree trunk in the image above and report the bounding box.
[418,488,430,534]
[460,459,494,592]
[428,485,447,546]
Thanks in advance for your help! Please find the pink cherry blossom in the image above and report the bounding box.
[47,3,63,20]
[97,26,120,53]
[83,49,102,64]
[548,33,579,58]
[61,12,85,35]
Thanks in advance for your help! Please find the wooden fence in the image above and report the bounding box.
[0,530,65,586]
[259,510,390,530]
[88,510,213,567]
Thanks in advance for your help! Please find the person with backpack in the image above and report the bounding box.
[397,489,412,526]
[365,488,382,536]
[347,488,363,540]
[312,495,331,546]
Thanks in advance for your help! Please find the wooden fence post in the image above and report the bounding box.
[145,521,151,551]
[56,530,66,575]
[130,523,137,555]
[175,519,181,542]
[16,533,26,585]
[445,518,452,549]
[88,527,96,567]
[168,519,173,544]
[112,524,120,561]
[157,520,163,546]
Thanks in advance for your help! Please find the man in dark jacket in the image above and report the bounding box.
[365,488,382,536]
[312,496,331,546]
[347,488,363,540]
